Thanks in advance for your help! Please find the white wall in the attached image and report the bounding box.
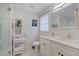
[13,8,40,49]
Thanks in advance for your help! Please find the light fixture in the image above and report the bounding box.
[53,3,65,10]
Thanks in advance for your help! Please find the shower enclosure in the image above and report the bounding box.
[0,3,12,56]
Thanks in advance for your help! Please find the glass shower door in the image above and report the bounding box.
[0,3,11,56]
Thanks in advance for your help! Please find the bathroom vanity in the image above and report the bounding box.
[40,35,79,56]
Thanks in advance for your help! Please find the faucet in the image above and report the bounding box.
[51,31,55,36]
[67,34,71,40]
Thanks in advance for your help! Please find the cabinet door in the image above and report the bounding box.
[40,38,50,56]
[45,46,50,56]
[53,41,64,56]
[40,42,45,56]
[53,45,62,56]
[50,41,54,56]
[53,41,73,56]
[53,46,71,56]
[51,41,61,56]
[59,43,79,56]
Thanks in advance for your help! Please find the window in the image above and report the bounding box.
[40,14,49,32]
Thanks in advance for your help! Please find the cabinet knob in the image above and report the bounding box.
[43,43,46,46]
[58,52,61,54]
[61,54,63,56]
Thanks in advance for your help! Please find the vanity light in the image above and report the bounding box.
[53,3,65,10]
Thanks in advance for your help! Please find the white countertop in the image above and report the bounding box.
[40,35,79,50]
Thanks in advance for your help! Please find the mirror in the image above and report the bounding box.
[51,4,78,29]
[51,14,60,28]
[60,10,77,28]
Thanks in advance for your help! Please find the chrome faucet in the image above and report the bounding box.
[51,31,55,36]
[67,34,71,40]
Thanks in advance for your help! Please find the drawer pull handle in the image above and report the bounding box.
[58,52,61,54]
[43,43,46,46]
[61,54,63,56]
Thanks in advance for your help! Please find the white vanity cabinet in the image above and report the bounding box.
[40,36,79,56]
[40,38,51,56]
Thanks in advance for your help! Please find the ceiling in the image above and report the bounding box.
[13,3,54,14]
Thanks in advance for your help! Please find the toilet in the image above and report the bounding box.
[32,41,40,56]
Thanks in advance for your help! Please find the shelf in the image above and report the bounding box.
[14,51,23,56]
[14,46,24,52]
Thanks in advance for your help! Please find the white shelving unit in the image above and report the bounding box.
[12,19,25,56]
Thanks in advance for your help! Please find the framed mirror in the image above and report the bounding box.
[51,4,78,29]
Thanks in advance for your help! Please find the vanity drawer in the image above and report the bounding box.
[54,41,79,56]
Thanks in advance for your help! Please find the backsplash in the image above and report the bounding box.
[50,28,79,40]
